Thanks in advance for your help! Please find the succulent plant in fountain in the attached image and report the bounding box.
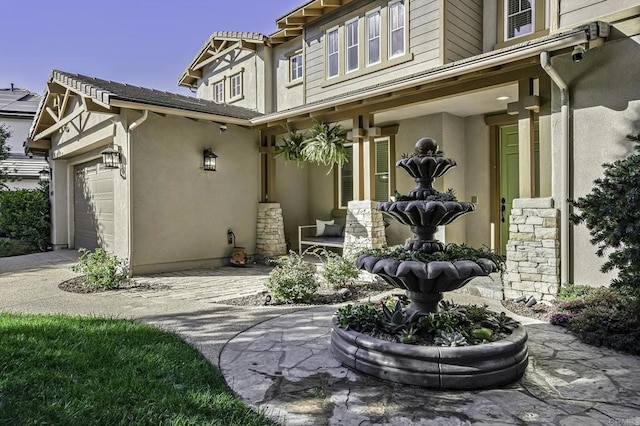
[356,137,500,314]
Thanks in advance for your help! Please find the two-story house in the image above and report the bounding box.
[27,0,640,299]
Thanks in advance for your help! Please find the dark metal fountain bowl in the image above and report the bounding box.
[377,200,475,228]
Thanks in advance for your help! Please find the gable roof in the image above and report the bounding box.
[52,70,261,120]
[0,88,41,118]
[178,31,268,88]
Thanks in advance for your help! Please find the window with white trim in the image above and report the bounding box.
[230,73,242,100]
[327,28,339,78]
[346,19,359,73]
[366,10,381,66]
[374,138,390,202]
[338,144,354,208]
[505,0,533,40]
[389,0,405,58]
[290,53,303,81]
[214,81,224,103]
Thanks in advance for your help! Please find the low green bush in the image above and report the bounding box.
[0,238,37,257]
[310,247,360,289]
[551,286,640,355]
[266,251,319,303]
[556,283,594,302]
[0,187,50,251]
[71,248,128,290]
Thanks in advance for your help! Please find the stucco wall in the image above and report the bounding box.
[273,38,305,112]
[550,35,640,286]
[129,112,260,273]
[275,155,309,250]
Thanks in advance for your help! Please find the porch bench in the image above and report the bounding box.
[298,225,344,254]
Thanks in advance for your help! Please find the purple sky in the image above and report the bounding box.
[1,0,302,95]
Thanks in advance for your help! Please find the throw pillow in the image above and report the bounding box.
[322,224,344,237]
[316,219,334,236]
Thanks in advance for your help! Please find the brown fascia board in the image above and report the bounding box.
[276,0,352,29]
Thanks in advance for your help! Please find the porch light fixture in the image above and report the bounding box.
[38,168,50,184]
[101,145,121,169]
[203,148,218,171]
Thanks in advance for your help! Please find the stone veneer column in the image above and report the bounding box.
[255,203,287,260]
[504,198,560,301]
[344,200,386,259]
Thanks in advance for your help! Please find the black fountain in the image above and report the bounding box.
[331,137,528,389]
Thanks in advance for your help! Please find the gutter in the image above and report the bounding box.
[540,52,570,287]
[251,30,588,126]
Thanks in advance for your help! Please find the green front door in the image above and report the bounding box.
[499,124,540,254]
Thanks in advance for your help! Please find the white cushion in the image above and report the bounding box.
[315,219,334,236]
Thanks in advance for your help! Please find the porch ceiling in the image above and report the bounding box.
[373,84,519,127]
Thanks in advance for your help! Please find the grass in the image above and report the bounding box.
[0,237,38,257]
[0,313,277,425]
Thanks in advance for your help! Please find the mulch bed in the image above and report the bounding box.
[502,298,558,322]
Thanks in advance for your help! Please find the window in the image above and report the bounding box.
[214,81,224,103]
[374,139,390,202]
[366,10,381,66]
[338,145,354,208]
[505,0,533,39]
[346,19,359,73]
[389,0,405,58]
[290,53,303,81]
[230,73,242,100]
[327,28,339,78]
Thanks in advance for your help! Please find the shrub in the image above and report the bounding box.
[0,187,50,251]
[336,303,381,332]
[266,251,319,303]
[569,134,640,288]
[0,238,37,257]
[310,247,360,289]
[71,248,128,290]
[556,283,594,302]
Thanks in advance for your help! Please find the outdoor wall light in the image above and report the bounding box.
[101,145,121,169]
[203,148,218,171]
[38,168,50,184]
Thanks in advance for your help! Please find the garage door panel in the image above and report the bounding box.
[74,160,115,251]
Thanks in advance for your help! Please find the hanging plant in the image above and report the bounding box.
[301,120,349,174]
[274,125,307,167]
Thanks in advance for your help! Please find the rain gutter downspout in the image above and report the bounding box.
[126,110,149,276]
[540,52,569,287]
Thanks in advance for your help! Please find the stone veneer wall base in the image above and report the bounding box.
[255,203,287,262]
[504,198,560,301]
[344,200,386,259]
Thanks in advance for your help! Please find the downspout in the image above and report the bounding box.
[540,51,569,287]
[126,110,148,276]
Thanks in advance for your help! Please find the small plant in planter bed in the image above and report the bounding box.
[336,297,520,346]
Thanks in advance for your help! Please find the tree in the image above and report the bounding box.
[0,124,11,188]
[570,134,640,288]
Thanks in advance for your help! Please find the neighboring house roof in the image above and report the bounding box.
[0,88,41,118]
[52,70,261,120]
[252,27,591,125]
[179,31,268,88]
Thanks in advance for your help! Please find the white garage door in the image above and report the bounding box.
[74,159,114,250]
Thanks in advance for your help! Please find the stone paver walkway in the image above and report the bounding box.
[221,306,640,426]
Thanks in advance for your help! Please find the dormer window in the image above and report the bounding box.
[506,0,533,40]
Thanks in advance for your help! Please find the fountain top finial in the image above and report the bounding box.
[415,138,439,155]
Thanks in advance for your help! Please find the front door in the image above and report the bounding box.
[498,124,540,254]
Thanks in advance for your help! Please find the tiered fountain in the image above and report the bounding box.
[331,137,528,389]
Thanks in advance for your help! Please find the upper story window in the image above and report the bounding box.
[290,53,303,81]
[505,0,533,40]
[346,19,359,73]
[327,28,340,78]
[389,0,405,58]
[230,73,242,100]
[214,81,224,103]
[366,10,381,66]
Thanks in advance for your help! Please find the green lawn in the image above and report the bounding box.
[0,313,277,425]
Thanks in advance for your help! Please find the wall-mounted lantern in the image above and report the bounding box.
[38,168,50,184]
[203,148,218,171]
[101,145,121,169]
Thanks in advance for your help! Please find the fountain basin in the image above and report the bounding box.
[378,200,475,228]
[331,317,529,389]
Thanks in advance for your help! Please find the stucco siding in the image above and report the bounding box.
[130,112,260,273]
[444,0,483,63]
[275,157,309,250]
[550,35,640,286]
[305,0,442,104]
[463,115,491,249]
